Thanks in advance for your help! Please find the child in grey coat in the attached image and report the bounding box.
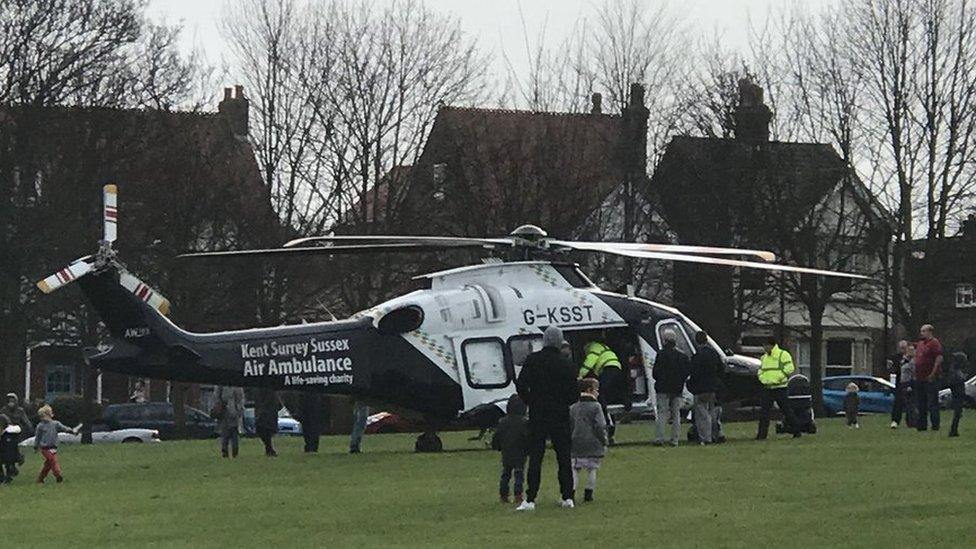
[569,378,608,503]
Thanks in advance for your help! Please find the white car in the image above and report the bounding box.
[19,428,160,447]
[938,375,976,408]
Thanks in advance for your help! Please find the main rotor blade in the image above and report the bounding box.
[177,243,490,259]
[103,184,118,243]
[569,243,869,280]
[550,240,776,262]
[283,235,513,248]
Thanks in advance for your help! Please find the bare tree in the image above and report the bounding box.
[842,0,976,331]
[0,0,207,396]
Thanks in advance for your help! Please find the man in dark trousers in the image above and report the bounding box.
[888,340,911,428]
[515,325,579,511]
[756,336,801,440]
[298,392,325,453]
[913,324,944,431]
[255,388,281,457]
[688,331,723,444]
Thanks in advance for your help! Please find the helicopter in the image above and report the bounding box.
[37,185,868,449]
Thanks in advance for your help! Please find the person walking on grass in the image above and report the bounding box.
[515,325,579,511]
[255,388,280,457]
[946,352,969,438]
[34,405,78,483]
[350,401,369,454]
[913,324,943,432]
[215,385,245,458]
[688,330,722,445]
[653,331,690,447]
[845,382,860,429]
[756,336,801,440]
[570,378,608,503]
[491,394,528,504]
[1,414,24,484]
[3,393,33,436]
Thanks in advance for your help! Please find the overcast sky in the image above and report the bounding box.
[148,0,821,92]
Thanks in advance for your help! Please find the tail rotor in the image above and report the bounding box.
[36,184,171,315]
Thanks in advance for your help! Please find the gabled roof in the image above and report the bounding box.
[352,103,633,238]
[650,135,885,242]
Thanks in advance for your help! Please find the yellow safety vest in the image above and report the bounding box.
[758,345,795,389]
[580,341,622,379]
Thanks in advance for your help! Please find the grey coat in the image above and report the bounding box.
[569,395,608,458]
[216,386,245,431]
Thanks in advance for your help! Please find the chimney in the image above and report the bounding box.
[620,81,650,194]
[962,214,976,239]
[628,82,645,109]
[218,84,249,140]
[591,93,602,115]
[734,78,772,144]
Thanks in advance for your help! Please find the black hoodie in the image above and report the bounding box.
[516,347,578,425]
[492,395,529,468]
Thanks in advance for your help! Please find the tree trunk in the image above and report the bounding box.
[809,311,826,416]
[81,367,98,444]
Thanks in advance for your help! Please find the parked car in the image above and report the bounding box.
[99,403,217,440]
[938,374,976,409]
[19,428,160,446]
[365,412,415,434]
[242,407,303,437]
[822,375,896,416]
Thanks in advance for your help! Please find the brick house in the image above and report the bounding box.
[648,80,892,377]
[4,86,278,406]
[908,215,976,359]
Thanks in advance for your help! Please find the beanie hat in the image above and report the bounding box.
[543,325,563,349]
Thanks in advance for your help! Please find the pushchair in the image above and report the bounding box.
[776,374,817,434]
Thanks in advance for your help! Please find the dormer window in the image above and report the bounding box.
[957,284,975,308]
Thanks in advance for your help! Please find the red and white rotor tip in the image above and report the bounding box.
[103,184,118,244]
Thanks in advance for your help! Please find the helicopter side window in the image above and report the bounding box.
[461,337,512,389]
[656,320,694,356]
[508,335,543,372]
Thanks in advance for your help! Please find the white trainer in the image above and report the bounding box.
[890,421,898,429]
[515,501,536,511]
[560,499,575,509]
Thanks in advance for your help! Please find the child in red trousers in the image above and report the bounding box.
[34,405,78,483]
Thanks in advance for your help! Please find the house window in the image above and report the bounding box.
[956,284,975,308]
[740,270,769,291]
[432,163,447,201]
[45,366,74,397]
[825,339,853,377]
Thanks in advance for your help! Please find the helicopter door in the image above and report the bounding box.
[454,335,517,412]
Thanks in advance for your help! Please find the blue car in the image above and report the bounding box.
[822,375,896,416]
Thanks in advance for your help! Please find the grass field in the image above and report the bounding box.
[1,415,973,548]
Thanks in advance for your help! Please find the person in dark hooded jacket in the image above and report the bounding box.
[688,331,722,444]
[947,352,969,438]
[515,325,579,511]
[1,413,24,483]
[653,331,690,447]
[491,394,528,503]
[3,393,33,435]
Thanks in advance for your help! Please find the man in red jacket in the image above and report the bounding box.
[913,324,944,432]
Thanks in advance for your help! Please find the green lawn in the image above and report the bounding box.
[1,415,972,548]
